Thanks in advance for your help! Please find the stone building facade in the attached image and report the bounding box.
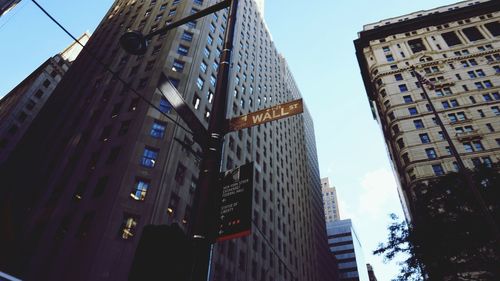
[355,0,500,218]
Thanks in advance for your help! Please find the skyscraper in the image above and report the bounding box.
[321,177,341,222]
[0,1,335,281]
[355,0,499,219]
[0,33,89,165]
[0,0,20,17]
[327,219,369,281]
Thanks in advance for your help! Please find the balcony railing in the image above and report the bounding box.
[456,129,482,141]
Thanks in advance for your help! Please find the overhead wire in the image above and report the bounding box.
[30,0,196,138]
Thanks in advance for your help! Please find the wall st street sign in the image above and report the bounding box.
[227,99,303,132]
[216,162,254,242]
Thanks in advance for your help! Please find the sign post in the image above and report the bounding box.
[228,99,303,132]
[217,162,254,241]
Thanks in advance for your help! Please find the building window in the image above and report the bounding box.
[172,59,185,72]
[413,119,425,129]
[177,44,189,55]
[200,61,207,73]
[386,54,394,62]
[43,79,51,87]
[463,142,474,152]
[408,107,418,115]
[159,97,172,113]
[167,193,180,216]
[492,106,500,115]
[462,26,485,41]
[181,31,193,41]
[175,162,187,185]
[403,95,413,103]
[399,84,408,92]
[425,148,437,159]
[432,164,445,176]
[485,21,500,37]
[394,74,403,81]
[473,140,484,151]
[203,46,210,58]
[34,89,44,98]
[119,214,138,240]
[196,77,204,90]
[141,147,159,168]
[150,121,167,138]
[419,133,430,143]
[408,38,426,53]
[450,99,459,107]
[131,178,150,201]
[397,138,405,149]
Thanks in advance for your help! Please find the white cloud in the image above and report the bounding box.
[358,168,399,218]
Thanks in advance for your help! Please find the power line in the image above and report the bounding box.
[29,0,196,138]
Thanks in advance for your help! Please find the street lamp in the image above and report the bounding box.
[120,1,239,281]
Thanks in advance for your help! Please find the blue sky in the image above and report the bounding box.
[0,0,460,279]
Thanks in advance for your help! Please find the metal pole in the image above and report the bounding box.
[411,66,500,243]
[189,0,239,280]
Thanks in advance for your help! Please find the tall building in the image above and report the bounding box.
[0,33,89,165]
[327,219,369,281]
[355,0,500,219]
[321,177,341,222]
[0,1,335,281]
[0,0,20,17]
[366,264,378,281]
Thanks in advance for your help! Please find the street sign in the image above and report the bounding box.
[157,74,208,147]
[216,162,254,242]
[227,98,303,132]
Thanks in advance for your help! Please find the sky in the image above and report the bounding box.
[0,0,460,280]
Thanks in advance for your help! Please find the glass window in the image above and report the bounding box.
[394,74,403,81]
[492,106,500,115]
[432,164,444,176]
[150,121,166,139]
[462,26,485,41]
[408,38,427,53]
[386,54,394,62]
[141,147,158,168]
[159,97,172,113]
[425,148,437,159]
[413,119,425,129]
[200,61,207,73]
[131,179,150,201]
[442,31,462,46]
[196,77,204,90]
[119,214,138,239]
[181,31,193,41]
[464,142,474,152]
[473,140,484,151]
[485,21,500,37]
[403,95,413,103]
[172,59,185,72]
[419,133,430,143]
[399,84,408,92]
[177,44,189,55]
[408,107,418,115]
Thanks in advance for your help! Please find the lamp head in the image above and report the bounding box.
[119,31,148,55]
